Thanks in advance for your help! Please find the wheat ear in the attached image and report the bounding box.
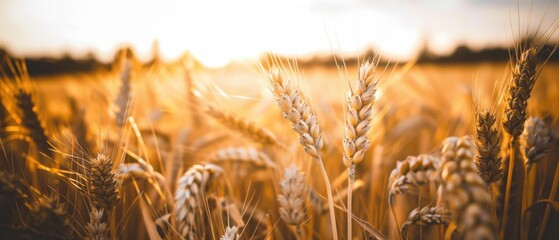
[89,153,120,209]
[114,60,131,126]
[209,147,277,169]
[174,163,223,239]
[0,171,28,199]
[278,165,308,233]
[15,88,51,157]
[501,47,538,240]
[520,117,552,170]
[220,225,240,240]
[519,116,552,238]
[474,110,502,185]
[85,208,110,240]
[205,104,278,146]
[266,68,338,239]
[343,60,378,239]
[389,154,439,197]
[400,206,449,240]
[439,136,496,240]
[27,195,74,238]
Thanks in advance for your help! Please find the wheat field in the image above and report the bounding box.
[1,42,559,240]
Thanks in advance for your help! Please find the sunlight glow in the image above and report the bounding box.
[0,0,557,67]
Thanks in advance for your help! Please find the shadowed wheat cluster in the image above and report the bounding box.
[1,21,559,240]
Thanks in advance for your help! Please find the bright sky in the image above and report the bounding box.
[0,0,558,67]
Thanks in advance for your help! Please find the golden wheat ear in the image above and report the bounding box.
[205,104,279,146]
[173,163,223,239]
[220,225,241,240]
[15,88,52,157]
[264,63,338,239]
[277,165,308,227]
[400,205,449,240]
[89,153,120,209]
[85,208,110,240]
[520,116,553,170]
[474,110,502,185]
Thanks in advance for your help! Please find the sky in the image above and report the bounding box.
[0,0,558,67]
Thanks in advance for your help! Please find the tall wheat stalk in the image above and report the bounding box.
[501,47,537,240]
[343,60,378,239]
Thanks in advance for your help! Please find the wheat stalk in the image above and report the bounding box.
[205,104,278,146]
[343,60,378,239]
[209,147,277,169]
[89,153,120,209]
[173,163,223,239]
[474,110,502,185]
[265,66,338,239]
[501,47,538,240]
[85,208,110,240]
[439,136,496,240]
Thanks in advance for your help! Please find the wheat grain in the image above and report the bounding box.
[113,60,131,126]
[220,225,240,240]
[343,61,378,239]
[15,88,51,157]
[174,163,223,239]
[90,153,120,209]
[502,48,538,138]
[501,47,538,240]
[343,60,377,168]
[0,171,27,199]
[265,66,338,239]
[85,208,110,240]
[27,195,73,238]
[277,165,308,227]
[474,110,502,185]
[520,116,552,170]
[266,69,324,159]
[205,104,278,146]
[389,154,439,196]
[209,147,277,169]
[400,206,449,239]
[439,136,496,240]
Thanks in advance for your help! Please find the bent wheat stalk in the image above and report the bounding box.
[265,67,338,239]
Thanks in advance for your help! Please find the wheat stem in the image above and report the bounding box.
[317,157,338,239]
[347,165,354,240]
[536,160,559,240]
